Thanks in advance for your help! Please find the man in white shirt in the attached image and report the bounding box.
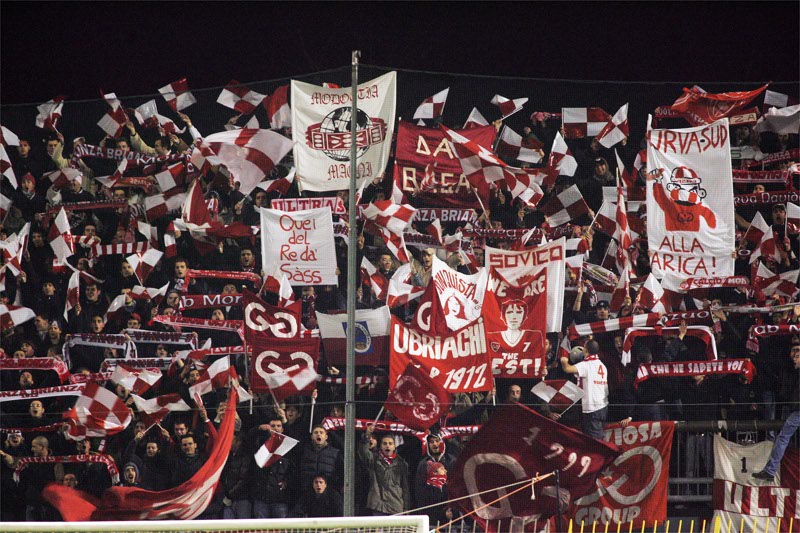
[560,339,609,439]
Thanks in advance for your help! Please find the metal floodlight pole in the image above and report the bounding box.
[343,49,361,517]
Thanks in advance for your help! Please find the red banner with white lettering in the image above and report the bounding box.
[483,268,547,379]
[393,121,496,208]
[242,289,303,342]
[647,118,735,278]
[390,316,493,393]
[567,421,675,528]
[249,335,320,395]
[413,256,488,333]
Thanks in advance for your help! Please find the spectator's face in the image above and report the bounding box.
[46,140,59,156]
[153,139,169,156]
[791,346,800,368]
[240,250,254,267]
[127,318,140,329]
[313,476,327,494]
[13,350,26,359]
[269,420,283,433]
[21,178,35,193]
[379,255,393,271]
[185,369,200,385]
[85,285,99,301]
[43,282,55,296]
[17,141,30,157]
[753,184,765,194]
[311,427,328,446]
[596,306,610,320]
[48,322,61,337]
[34,316,49,331]
[31,232,44,247]
[285,406,300,424]
[594,162,608,176]
[254,192,268,206]
[174,262,188,278]
[29,400,45,418]
[180,437,197,456]
[90,316,104,333]
[368,435,377,450]
[380,436,396,455]
[222,284,237,295]
[211,309,224,321]
[508,385,522,402]
[75,440,90,454]
[117,140,130,153]
[31,440,47,457]
[146,442,159,457]
[124,466,137,484]
[83,225,96,237]
[428,436,442,454]
[166,292,180,307]
[301,286,314,299]
[62,474,78,488]
[773,208,786,225]
[156,345,168,357]
[422,252,433,268]
[19,372,34,388]
[70,179,82,193]
[174,423,188,437]
[113,189,127,201]
[121,262,134,277]
[6,433,23,448]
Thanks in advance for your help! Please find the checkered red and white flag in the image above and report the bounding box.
[133,100,185,135]
[754,263,800,299]
[95,158,130,190]
[413,88,449,120]
[613,186,634,272]
[1,222,30,276]
[260,265,296,306]
[254,431,299,468]
[129,283,170,306]
[182,178,213,226]
[257,167,295,196]
[540,185,590,227]
[260,365,318,403]
[596,103,629,148]
[64,382,133,440]
[44,168,82,190]
[361,257,389,300]
[362,200,417,263]
[0,304,35,330]
[48,208,74,261]
[546,131,578,181]
[0,193,10,222]
[145,190,187,222]
[103,294,128,326]
[131,392,191,430]
[159,78,197,112]
[189,357,233,398]
[609,264,631,313]
[126,249,163,285]
[0,126,19,147]
[111,364,162,396]
[386,263,426,308]
[35,96,64,132]
[787,203,800,235]
[0,144,15,189]
[263,85,291,129]
[64,269,80,320]
[561,107,611,138]
[634,273,668,313]
[496,126,544,164]
[192,129,294,196]
[463,107,489,129]
[743,212,780,264]
[614,149,635,188]
[531,379,584,411]
[490,94,528,119]
[217,80,266,114]
[97,92,128,138]
[425,218,443,245]
[154,162,186,192]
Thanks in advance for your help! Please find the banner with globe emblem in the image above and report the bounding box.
[291,72,397,192]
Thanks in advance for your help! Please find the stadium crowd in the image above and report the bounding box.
[0,81,798,525]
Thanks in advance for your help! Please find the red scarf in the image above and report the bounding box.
[426,474,447,489]
[380,451,397,466]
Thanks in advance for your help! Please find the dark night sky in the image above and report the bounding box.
[1,1,798,105]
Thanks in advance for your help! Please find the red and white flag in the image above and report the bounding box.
[111,364,162,395]
[44,168,82,190]
[413,88,449,120]
[64,382,133,440]
[360,257,388,300]
[754,104,800,136]
[217,80,266,114]
[1,222,30,276]
[0,145,15,189]
[257,167,295,196]
[362,200,417,263]
[490,94,527,119]
[103,294,128,326]
[260,265,296,306]
[35,96,64,132]
[131,392,191,430]
[145,191,187,221]
[546,131,578,180]
[763,89,797,111]
[48,208,74,261]
[0,126,19,147]
[496,126,543,164]
[258,364,318,402]
[754,263,800,299]
[386,263,426,308]
[97,93,128,137]
[193,129,293,196]
[567,312,661,339]
[634,273,668,313]
[64,269,80,320]
[131,101,184,135]
[787,202,800,235]
[254,431,299,469]
[154,162,186,192]
[95,158,130,189]
[159,78,197,112]
[562,107,611,138]
[263,84,291,129]
[613,186,634,271]
[614,148,635,188]
[609,264,630,313]
[386,356,451,431]
[531,379,583,411]
[744,211,780,264]
[425,218,443,245]
[596,103,629,148]
[540,185,590,227]
[0,304,36,330]
[182,178,213,226]
[126,248,163,285]
[463,107,489,129]
[129,283,169,306]
[671,84,768,126]
[190,142,221,175]
[189,357,233,398]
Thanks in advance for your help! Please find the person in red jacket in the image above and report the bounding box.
[648,166,717,232]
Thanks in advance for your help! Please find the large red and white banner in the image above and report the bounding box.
[242,289,303,341]
[647,118,735,278]
[249,335,320,395]
[390,316,493,393]
[713,434,799,531]
[316,306,391,366]
[260,207,337,286]
[485,238,566,332]
[393,121,496,208]
[291,72,396,192]
[415,256,487,333]
[449,403,620,532]
[568,421,675,528]
[484,268,547,378]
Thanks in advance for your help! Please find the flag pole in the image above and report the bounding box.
[344,49,361,518]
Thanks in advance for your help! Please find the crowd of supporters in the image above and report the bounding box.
[0,83,798,525]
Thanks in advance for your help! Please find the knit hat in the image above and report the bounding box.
[123,462,139,480]
[427,461,445,478]
[21,173,35,187]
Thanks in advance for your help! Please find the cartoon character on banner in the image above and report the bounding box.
[650,166,716,232]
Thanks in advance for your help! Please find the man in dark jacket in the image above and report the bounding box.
[250,418,292,518]
[299,426,342,499]
[359,425,411,515]
[413,433,457,507]
[220,432,251,519]
[293,474,343,518]
[171,433,205,486]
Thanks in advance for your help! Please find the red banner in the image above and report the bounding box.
[242,289,303,342]
[249,335,320,395]
[635,359,755,387]
[393,121,496,208]
[390,316,493,393]
[179,293,243,310]
[734,190,800,207]
[483,269,547,378]
[568,421,675,528]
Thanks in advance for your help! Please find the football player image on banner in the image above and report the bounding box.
[291,72,396,192]
[390,316,493,394]
[485,237,566,333]
[393,121,497,208]
[646,118,735,278]
[484,268,547,378]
